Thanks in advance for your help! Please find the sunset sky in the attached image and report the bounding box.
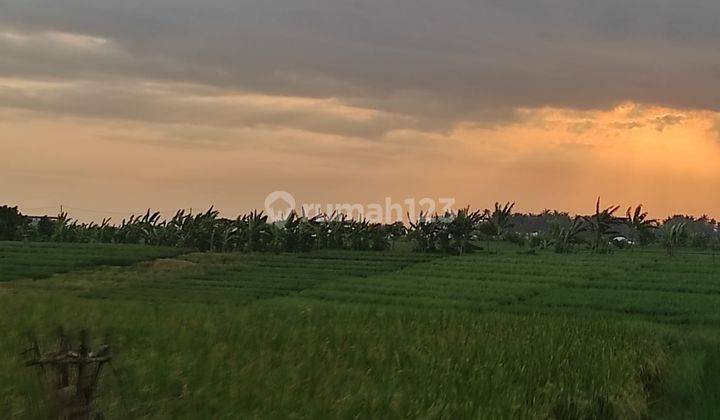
[1,0,719,221]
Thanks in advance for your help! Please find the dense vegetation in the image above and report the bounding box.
[1,199,718,417]
[3,243,720,417]
[2,201,718,255]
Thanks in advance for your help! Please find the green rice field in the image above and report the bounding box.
[0,242,187,282]
[2,242,720,418]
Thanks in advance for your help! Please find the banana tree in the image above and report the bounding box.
[347,219,372,251]
[624,205,657,248]
[481,202,515,240]
[315,212,350,250]
[446,207,484,255]
[663,221,687,256]
[385,221,406,250]
[583,198,622,253]
[269,211,318,252]
[367,222,392,251]
[552,217,587,253]
[84,218,114,243]
[51,212,79,243]
[407,211,437,252]
[242,210,270,252]
[113,210,162,245]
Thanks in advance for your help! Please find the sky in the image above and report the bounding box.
[1,0,719,221]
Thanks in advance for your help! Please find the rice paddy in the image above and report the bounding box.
[2,242,720,418]
[0,241,187,282]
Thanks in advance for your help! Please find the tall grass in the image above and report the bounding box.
[0,295,665,419]
[5,243,720,417]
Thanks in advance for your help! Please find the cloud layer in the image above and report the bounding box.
[2,0,720,132]
[2,0,720,219]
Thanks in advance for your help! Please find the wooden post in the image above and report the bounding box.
[24,329,112,420]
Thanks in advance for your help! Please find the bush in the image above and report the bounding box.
[0,206,27,241]
[504,231,527,247]
[690,233,712,249]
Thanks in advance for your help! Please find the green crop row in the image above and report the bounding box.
[0,296,666,419]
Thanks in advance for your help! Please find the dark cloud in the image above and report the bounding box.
[0,81,420,139]
[1,0,719,129]
[650,114,685,132]
[611,121,645,130]
[566,120,595,134]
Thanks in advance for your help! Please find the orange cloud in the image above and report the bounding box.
[2,101,719,221]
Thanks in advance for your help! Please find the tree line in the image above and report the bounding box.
[1,200,718,255]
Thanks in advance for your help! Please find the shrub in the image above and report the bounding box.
[0,206,27,241]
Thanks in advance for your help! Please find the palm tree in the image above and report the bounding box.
[584,198,622,253]
[624,205,657,248]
